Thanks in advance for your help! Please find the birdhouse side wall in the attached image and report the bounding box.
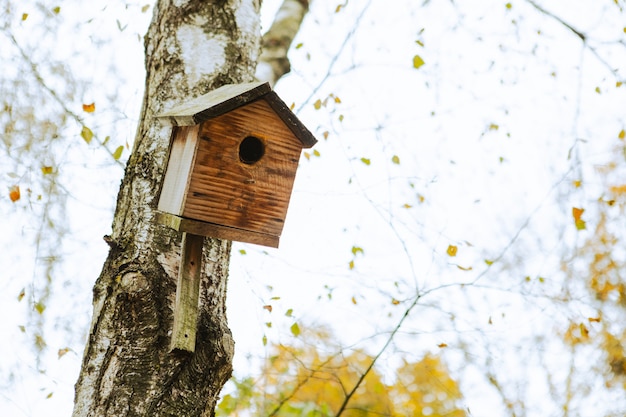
[158,125,200,216]
[182,99,304,237]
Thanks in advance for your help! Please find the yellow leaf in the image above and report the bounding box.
[505,2,512,9]
[413,55,425,69]
[489,123,499,131]
[34,301,45,315]
[617,81,623,88]
[290,322,300,337]
[338,114,344,122]
[573,179,582,187]
[323,131,329,140]
[313,99,322,110]
[46,392,53,399]
[595,86,601,94]
[9,185,20,202]
[446,245,458,257]
[295,42,303,49]
[437,343,448,348]
[81,126,93,144]
[588,317,601,323]
[141,4,150,13]
[22,13,28,21]
[262,335,267,346]
[112,145,124,160]
[485,259,494,266]
[333,95,342,104]
[239,249,246,255]
[263,305,272,313]
[416,40,424,47]
[41,166,53,175]
[391,298,400,305]
[58,347,71,359]
[351,246,364,256]
[17,288,25,302]
[82,102,95,113]
[457,264,473,271]
[313,149,320,157]
[619,129,625,140]
[392,155,400,164]
[360,157,371,165]
[285,309,293,317]
[403,203,412,209]
[289,102,295,110]
[52,6,60,14]
[349,260,355,270]
[303,151,310,160]
[351,296,357,305]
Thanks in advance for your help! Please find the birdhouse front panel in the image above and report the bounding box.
[182,98,303,237]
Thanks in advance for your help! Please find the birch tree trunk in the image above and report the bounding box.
[72,0,309,414]
[71,1,260,416]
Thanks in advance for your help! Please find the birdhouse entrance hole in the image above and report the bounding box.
[239,136,265,164]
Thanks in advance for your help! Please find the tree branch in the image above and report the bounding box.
[255,0,311,86]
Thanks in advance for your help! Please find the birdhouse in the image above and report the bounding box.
[156,82,317,248]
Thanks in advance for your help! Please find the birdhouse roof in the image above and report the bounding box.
[158,82,317,148]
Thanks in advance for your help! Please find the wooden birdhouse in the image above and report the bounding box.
[157,82,316,352]
[156,82,317,248]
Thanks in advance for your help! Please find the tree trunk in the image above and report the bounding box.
[72,1,261,416]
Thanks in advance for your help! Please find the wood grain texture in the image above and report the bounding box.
[156,212,280,247]
[182,98,302,238]
[170,233,204,352]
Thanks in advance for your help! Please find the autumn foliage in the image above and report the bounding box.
[217,328,466,417]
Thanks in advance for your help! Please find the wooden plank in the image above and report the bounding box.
[170,232,204,353]
[158,125,200,216]
[156,212,280,248]
[158,82,270,126]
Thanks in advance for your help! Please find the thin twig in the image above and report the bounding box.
[335,293,421,417]
[7,32,125,167]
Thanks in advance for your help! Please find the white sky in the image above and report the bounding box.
[1,0,626,415]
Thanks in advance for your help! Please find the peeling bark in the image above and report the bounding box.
[72,1,260,416]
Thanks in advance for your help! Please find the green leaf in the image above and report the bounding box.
[290,322,301,337]
[413,55,425,69]
[392,155,400,164]
[81,126,93,144]
[112,145,124,160]
[262,334,267,346]
[285,308,293,317]
[239,249,247,255]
